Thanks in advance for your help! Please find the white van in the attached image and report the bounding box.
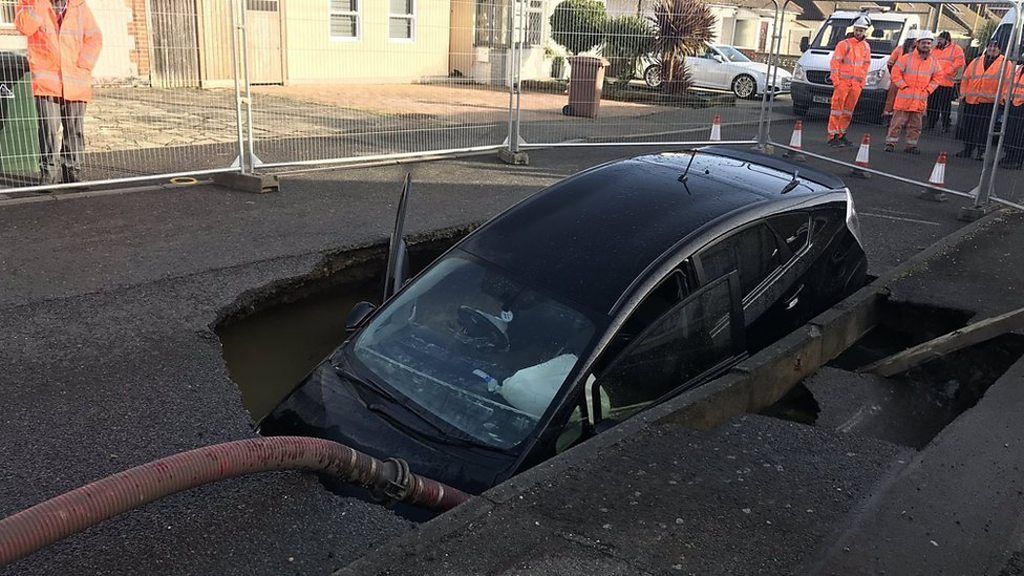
[790,10,921,121]
[990,10,1018,54]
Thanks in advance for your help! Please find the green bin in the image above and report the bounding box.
[0,51,39,183]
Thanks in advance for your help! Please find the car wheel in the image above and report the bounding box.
[732,74,757,99]
[644,64,663,88]
[562,104,574,116]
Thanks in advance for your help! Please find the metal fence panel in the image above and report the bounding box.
[516,0,763,148]
[761,0,1023,212]
[0,0,243,194]
[247,0,508,170]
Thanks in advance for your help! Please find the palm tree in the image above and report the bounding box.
[650,0,716,94]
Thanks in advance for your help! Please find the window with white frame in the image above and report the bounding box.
[1,0,15,27]
[524,0,545,47]
[330,0,360,40]
[389,0,415,41]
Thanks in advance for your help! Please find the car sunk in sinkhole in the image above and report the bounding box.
[259,147,868,495]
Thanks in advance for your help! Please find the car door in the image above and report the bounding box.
[708,46,733,89]
[686,47,716,89]
[585,271,746,426]
[694,214,812,350]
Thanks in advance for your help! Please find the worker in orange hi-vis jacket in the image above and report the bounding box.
[885,30,940,155]
[926,31,966,132]
[828,15,872,147]
[884,29,918,117]
[15,0,103,187]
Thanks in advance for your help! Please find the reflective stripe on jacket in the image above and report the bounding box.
[961,55,1011,104]
[831,37,871,85]
[932,43,965,87]
[15,0,103,102]
[891,51,940,113]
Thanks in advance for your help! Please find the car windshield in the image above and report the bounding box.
[716,46,751,63]
[352,252,596,450]
[810,18,904,54]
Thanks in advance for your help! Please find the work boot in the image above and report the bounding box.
[904,146,920,155]
[884,143,896,152]
[36,171,59,191]
[954,146,974,158]
[828,137,842,148]
[838,135,853,147]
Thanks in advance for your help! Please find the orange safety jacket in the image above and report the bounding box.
[932,43,966,87]
[831,37,871,85]
[961,54,1012,105]
[891,51,940,113]
[1004,66,1024,106]
[15,0,103,102]
[887,46,905,70]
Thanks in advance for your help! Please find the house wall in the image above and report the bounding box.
[282,0,452,84]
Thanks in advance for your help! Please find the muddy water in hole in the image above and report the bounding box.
[218,283,380,421]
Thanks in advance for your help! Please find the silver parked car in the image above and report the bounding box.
[642,44,792,99]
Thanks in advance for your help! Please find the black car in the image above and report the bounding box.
[259,147,867,496]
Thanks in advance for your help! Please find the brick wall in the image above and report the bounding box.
[126,0,149,77]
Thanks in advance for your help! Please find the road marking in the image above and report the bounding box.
[859,212,942,226]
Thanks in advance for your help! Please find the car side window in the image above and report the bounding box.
[768,213,811,255]
[594,274,742,422]
[697,223,782,295]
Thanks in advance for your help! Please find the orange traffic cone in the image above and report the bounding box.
[920,152,948,202]
[850,134,871,178]
[709,115,722,142]
[783,121,806,161]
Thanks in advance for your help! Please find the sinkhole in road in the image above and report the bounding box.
[216,235,463,422]
[763,300,1024,449]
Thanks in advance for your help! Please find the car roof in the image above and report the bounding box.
[459,147,840,315]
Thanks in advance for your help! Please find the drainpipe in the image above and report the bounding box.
[0,437,470,568]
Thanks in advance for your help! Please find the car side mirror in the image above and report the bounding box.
[800,37,809,52]
[345,301,377,332]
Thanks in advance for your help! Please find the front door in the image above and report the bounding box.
[245,0,284,84]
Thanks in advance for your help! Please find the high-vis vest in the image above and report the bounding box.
[961,55,1011,105]
[14,0,103,102]
[887,46,905,70]
[1006,66,1024,107]
[932,43,966,87]
[891,51,940,113]
[831,37,871,85]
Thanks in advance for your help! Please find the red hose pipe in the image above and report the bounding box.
[0,436,470,568]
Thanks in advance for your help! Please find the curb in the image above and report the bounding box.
[336,208,1011,576]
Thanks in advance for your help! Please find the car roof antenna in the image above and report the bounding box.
[780,169,800,195]
[677,150,697,195]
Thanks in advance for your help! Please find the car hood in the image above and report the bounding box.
[258,359,513,495]
[730,61,793,80]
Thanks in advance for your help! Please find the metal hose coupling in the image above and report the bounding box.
[371,458,413,505]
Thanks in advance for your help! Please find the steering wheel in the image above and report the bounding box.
[456,306,510,352]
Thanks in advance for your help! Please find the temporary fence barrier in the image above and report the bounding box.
[0,0,1021,218]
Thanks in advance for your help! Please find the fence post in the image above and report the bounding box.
[239,2,260,173]
[963,0,1024,220]
[755,0,784,151]
[500,0,529,165]
[229,0,246,174]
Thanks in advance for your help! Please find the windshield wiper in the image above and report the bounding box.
[331,359,401,404]
[366,401,508,452]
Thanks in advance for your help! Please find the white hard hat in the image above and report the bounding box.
[906,28,919,40]
[853,15,871,29]
[917,30,935,42]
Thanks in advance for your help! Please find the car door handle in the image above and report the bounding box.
[785,284,805,310]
